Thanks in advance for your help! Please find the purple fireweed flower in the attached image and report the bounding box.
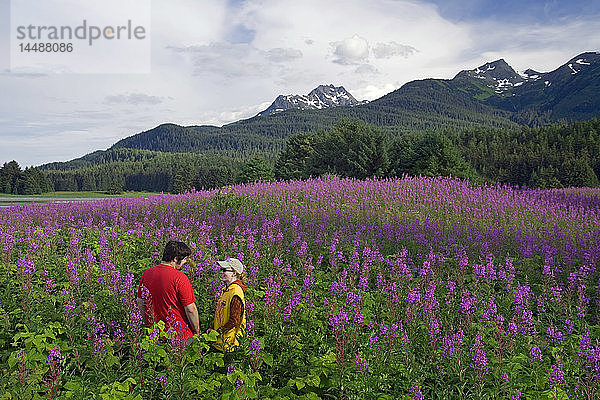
[65,299,76,319]
[329,309,349,331]
[530,346,543,362]
[428,317,441,342]
[42,269,57,294]
[282,292,301,321]
[442,330,464,359]
[511,390,522,400]
[564,319,574,334]
[47,347,63,364]
[156,375,167,388]
[576,332,600,383]
[460,291,477,316]
[93,337,106,355]
[355,355,368,375]
[345,291,361,306]
[235,378,244,389]
[418,260,432,278]
[549,286,562,303]
[547,363,566,388]
[473,263,485,279]
[520,309,536,335]
[445,280,456,304]
[480,296,497,322]
[130,308,143,327]
[148,327,159,343]
[246,320,255,335]
[542,262,552,276]
[227,365,235,374]
[495,313,505,328]
[65,260,79,286]
[407,288,421,304]
[358,275,368,290]
[514,285,533,309]
[250,339,262,354]
[409,384,424,400]
[17,257,35,274]
[353,311,364,325]
[546,326,564,346]
[470,334,488,375]
[456,248,468,271]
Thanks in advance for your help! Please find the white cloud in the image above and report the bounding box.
[373,42,418,59]
[266,48,303,63]
[199,101,272,126]
[105,93,164,105]
[331,34,370,65]
[353,83,400,101]
[355,64,379,75]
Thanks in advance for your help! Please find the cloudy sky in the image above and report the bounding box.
[1,0,599,167]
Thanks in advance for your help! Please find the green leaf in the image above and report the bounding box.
[262,352,274,367]
[245,387,258,399]
[8,354,17,369]
[64,381,82,391]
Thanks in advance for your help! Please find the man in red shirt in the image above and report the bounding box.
[136,241,200,342]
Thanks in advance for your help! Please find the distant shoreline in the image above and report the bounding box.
[0,196,109,208]
[0,192,161,208]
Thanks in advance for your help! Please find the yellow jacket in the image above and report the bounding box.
[213,281,246,352]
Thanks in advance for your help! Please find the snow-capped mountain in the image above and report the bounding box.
[446,51,600,121]
[454,59,526,94]
[455,52,600,97]
[259,84,366,115]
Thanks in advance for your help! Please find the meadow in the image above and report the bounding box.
[1,176,599,399]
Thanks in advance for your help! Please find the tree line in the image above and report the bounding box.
[2,117,600,195]
[272,118,600,188]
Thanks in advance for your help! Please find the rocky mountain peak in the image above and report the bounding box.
[454,58,525,95]
[259,84,366,116]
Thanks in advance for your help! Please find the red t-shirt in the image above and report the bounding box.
[137,264,196,340]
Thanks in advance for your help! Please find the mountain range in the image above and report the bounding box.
[42,51,600,170]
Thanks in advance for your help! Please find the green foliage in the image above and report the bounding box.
[308,119,389,179]
[0,161,53,195]
[389,131,480,181]
[450,118,600,188]
[275,131,318,180]
[236,156,275,184]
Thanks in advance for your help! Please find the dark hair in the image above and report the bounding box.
[162,240,191,263]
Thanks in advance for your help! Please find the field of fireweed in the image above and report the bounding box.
[1,176,599,400]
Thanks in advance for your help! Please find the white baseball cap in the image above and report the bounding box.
[217,258,244,274]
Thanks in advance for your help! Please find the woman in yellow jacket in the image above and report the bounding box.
[207,257,247,352]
